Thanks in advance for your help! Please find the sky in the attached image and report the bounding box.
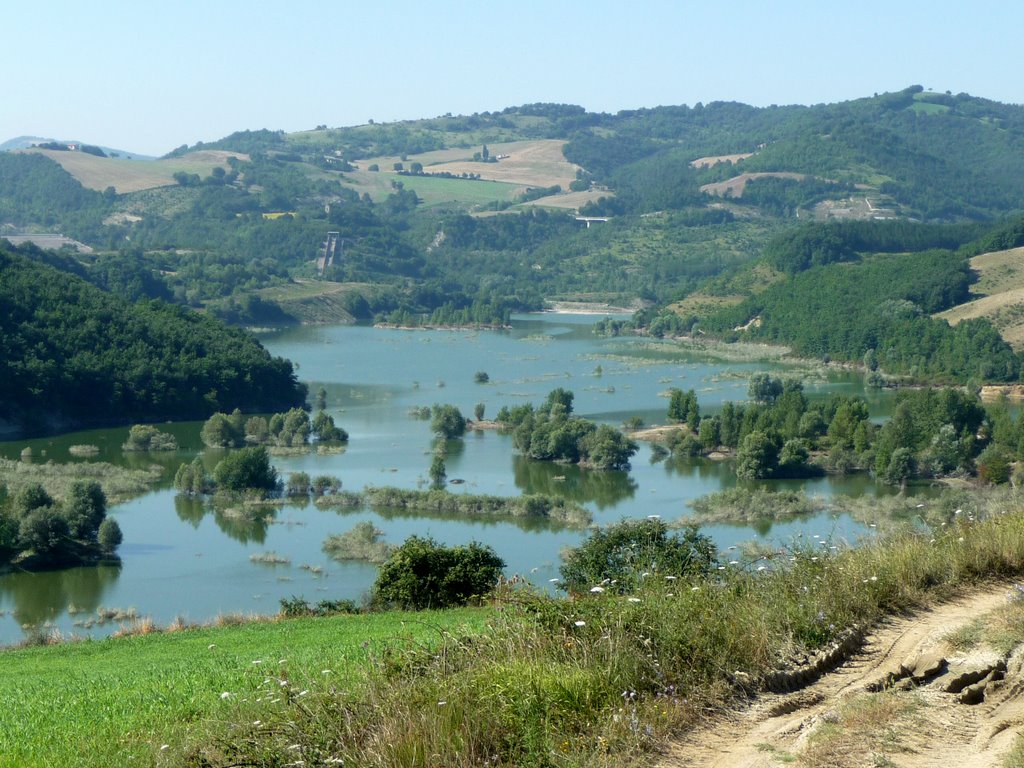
[4,0,1024,156]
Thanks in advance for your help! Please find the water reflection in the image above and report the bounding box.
[0,563,121,629]
[512,456,637,508]
[173,495,279,543]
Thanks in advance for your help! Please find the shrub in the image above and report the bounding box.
[372,536,505,609]
[431,404,466,439]
[200,410,245,448]
[323,521,394,564]
[559,518,717,594]
[212,446,279,494]
[311,475,342,495]
[311,410,348,442]
[97,517,123,554]
[122,424,178,451]
[286,471,311,496]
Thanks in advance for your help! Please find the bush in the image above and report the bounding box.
[559,518,717,594]
[286,471,311,496]
[97,517,123,554]
[431,404,466,439]
[372,536,505,610]
[122,424,178,451]
[212,446,279,494]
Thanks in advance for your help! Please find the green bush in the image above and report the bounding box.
[372,536,504,609]
[212,446,279,494]
[559,518,717,594]
[431,404,466,439]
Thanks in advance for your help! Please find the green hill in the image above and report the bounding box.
[0,244,306,435]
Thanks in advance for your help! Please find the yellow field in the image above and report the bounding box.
[358,139,580,189]
[936,247,1024,348]
[690,152,754,168]
[28,149,246,193]
[700,171,808,198]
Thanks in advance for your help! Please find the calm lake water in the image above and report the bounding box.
[0,314,910,644]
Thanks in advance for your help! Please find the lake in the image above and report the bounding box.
[0,314,909,644]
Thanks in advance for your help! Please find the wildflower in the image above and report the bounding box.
[322,669,332,675]
[729,560,739,565]
[757,565,767,572]
[958,537,965,542]
[253,720,262,726]
[160,745,169,751]
[590,586,605,593]
[220,692,232,700]
[627,597,641,603]
[665,575,677,581]
[438,700,447,706]
[691,586,700,591]
[574,620,586,627]
[207,644,216,650]
[252,660,263,665]
[548,578,559,583]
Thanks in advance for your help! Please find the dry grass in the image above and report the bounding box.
[360,139,579,189]
[801,692,919,768]
[937,247,1024,349]
[26,148,244,193]
[700,172,809,198]
[690,153,754,168]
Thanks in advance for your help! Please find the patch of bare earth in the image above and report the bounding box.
[658,584,1024,768]
[700,172,808,198]
[691,153,755,168]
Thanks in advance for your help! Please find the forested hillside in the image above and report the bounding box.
[5,86,1024,384]
[0,244,306,433]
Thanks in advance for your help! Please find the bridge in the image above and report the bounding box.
[574,216,611,228]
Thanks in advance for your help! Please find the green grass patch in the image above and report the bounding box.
[0,608,489,768]
[343,170,520,207]
[182,501,1024,768]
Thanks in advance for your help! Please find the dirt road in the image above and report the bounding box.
[660,584,1024,768]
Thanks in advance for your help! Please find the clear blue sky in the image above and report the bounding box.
[5,0,1023,156]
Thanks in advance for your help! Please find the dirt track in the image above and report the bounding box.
[660,584,1024,767]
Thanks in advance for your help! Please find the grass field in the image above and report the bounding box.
[0,608,489,768]
[29,149,245,194]
[356,139,579,191]
[936,247,1024,348]
[343,169,521,207]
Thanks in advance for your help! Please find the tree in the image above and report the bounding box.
[373,536,504,609]
[735,430,780,479]
[212,446,279,494]
[474,402,486,421]
[14,484,54,516]
[174,458,210,495]
[312,410,347,441]
[315,386,328,410]
[748,374,784,404]
[63,481,106,539]
[880,447,916,490]
[18,507,70,557]
[474,371,490,383]
[287,471,311,496]
[431,404,466,439]
[410,161,423,174]
[201,411,245,448]
[429,453,447,489]
[559,518,716,594]
[97,517,123,554]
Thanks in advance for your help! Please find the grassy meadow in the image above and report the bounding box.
[0,608,489,768]
[7,479,1024,767]
[31,149,242,194]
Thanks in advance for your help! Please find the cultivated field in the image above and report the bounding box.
[700,171,808,198]
[690,152,754,168]
[357,139,580,190]
[27,149,246,194]
[342,168,521,207]
[937,247,1024,348]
